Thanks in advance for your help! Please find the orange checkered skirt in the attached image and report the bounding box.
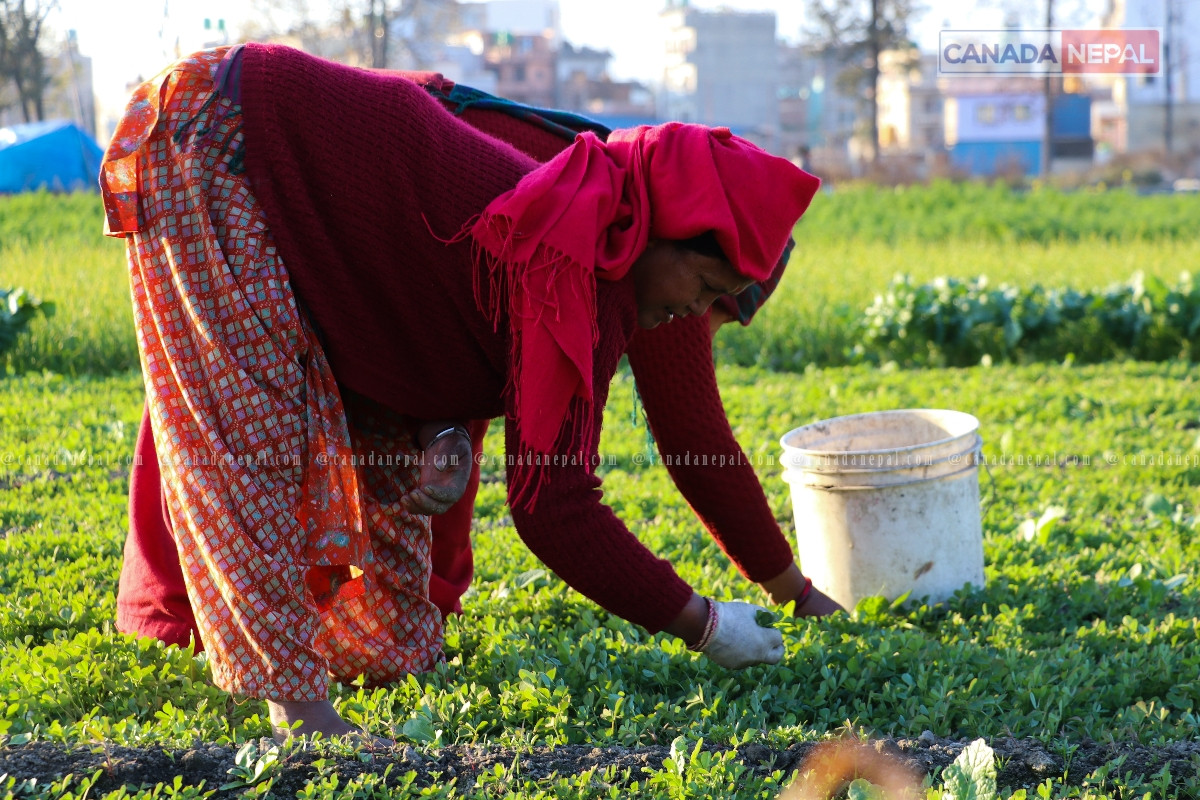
[100,49,442,701]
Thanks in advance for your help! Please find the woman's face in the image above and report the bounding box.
[630,241,754,329]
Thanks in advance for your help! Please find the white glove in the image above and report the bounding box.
[700,600,785,669]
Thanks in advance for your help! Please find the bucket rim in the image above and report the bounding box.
[782,434,982,476]
[779,408,981,459]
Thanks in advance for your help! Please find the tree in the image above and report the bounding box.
[347,0,461,70]
[804,0,923,164]
[0,0,58,123]
[365,0,389,69]
[245,0,459,70]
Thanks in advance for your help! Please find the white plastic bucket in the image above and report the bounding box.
[780,409,984,610]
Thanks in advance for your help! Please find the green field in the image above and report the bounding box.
[1,188,1199,798]
[5,186,1199,377]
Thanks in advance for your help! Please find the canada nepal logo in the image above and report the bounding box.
[939,29,1161,75]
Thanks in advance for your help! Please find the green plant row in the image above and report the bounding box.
[0,737,1014,799]
[0,288,54,358]
[0,192,105,251]
[798,181,1200,244]
[5,191,1200,377]
[855,272,1200,367]
[6,183,1196,251]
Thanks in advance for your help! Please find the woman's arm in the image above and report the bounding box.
[503,346,788,656]
[503,287,695,634]
[625,311,796,586]
[503,283,789,653]
[627,312,842,616]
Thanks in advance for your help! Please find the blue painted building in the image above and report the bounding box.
[945,92,1093,176]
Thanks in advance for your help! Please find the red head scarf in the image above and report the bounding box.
[470,123,820,500]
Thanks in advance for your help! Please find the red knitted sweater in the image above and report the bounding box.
[627,315,793,582]
[236,44,792,633]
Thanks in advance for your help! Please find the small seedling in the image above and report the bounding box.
[219,741,281,792]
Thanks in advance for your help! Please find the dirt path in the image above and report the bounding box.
[2,735,1196,796]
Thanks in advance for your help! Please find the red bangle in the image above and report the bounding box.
[687,597,719,652]
[793,577,814,608]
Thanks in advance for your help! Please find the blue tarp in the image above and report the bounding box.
[0,119,103,193]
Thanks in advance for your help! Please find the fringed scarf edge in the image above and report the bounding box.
[469,211,603,511]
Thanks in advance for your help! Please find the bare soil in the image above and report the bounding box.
[2,734,1198,796]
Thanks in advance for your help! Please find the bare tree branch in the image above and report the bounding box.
[804,0,924,163]
[0,0,59,122]
[244,0,461,70]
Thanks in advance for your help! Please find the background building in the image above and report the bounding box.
[483,31,557,107]
[556,43,655,121]
[778,43,861,170]
[471,0,557,105]
[659,2,779,149]
[942,78,1093,177]
[60,0,1190,172]
[877,50,943,155]
[1106,0,1200,155]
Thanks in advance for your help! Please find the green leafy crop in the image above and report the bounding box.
[0,287,54,358]
[855,271,1200,367]
[755,609,780,628]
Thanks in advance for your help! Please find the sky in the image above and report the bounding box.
[53,0,1101,132]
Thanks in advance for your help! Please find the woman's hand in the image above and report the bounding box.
[400,422,473,516]
[665,593,784,669]
[701,599,785,668]
[791,585,844,617]
[761,563,845,618]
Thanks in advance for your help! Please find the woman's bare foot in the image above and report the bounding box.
[267,699,393,747]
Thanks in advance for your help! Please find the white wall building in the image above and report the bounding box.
[877,50,944,154]
[1106,0,1200,154]
[483,0,560,38]
[658,2,780,150]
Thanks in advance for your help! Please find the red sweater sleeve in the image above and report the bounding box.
[506,279,694,634]
[625,312,795,583]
